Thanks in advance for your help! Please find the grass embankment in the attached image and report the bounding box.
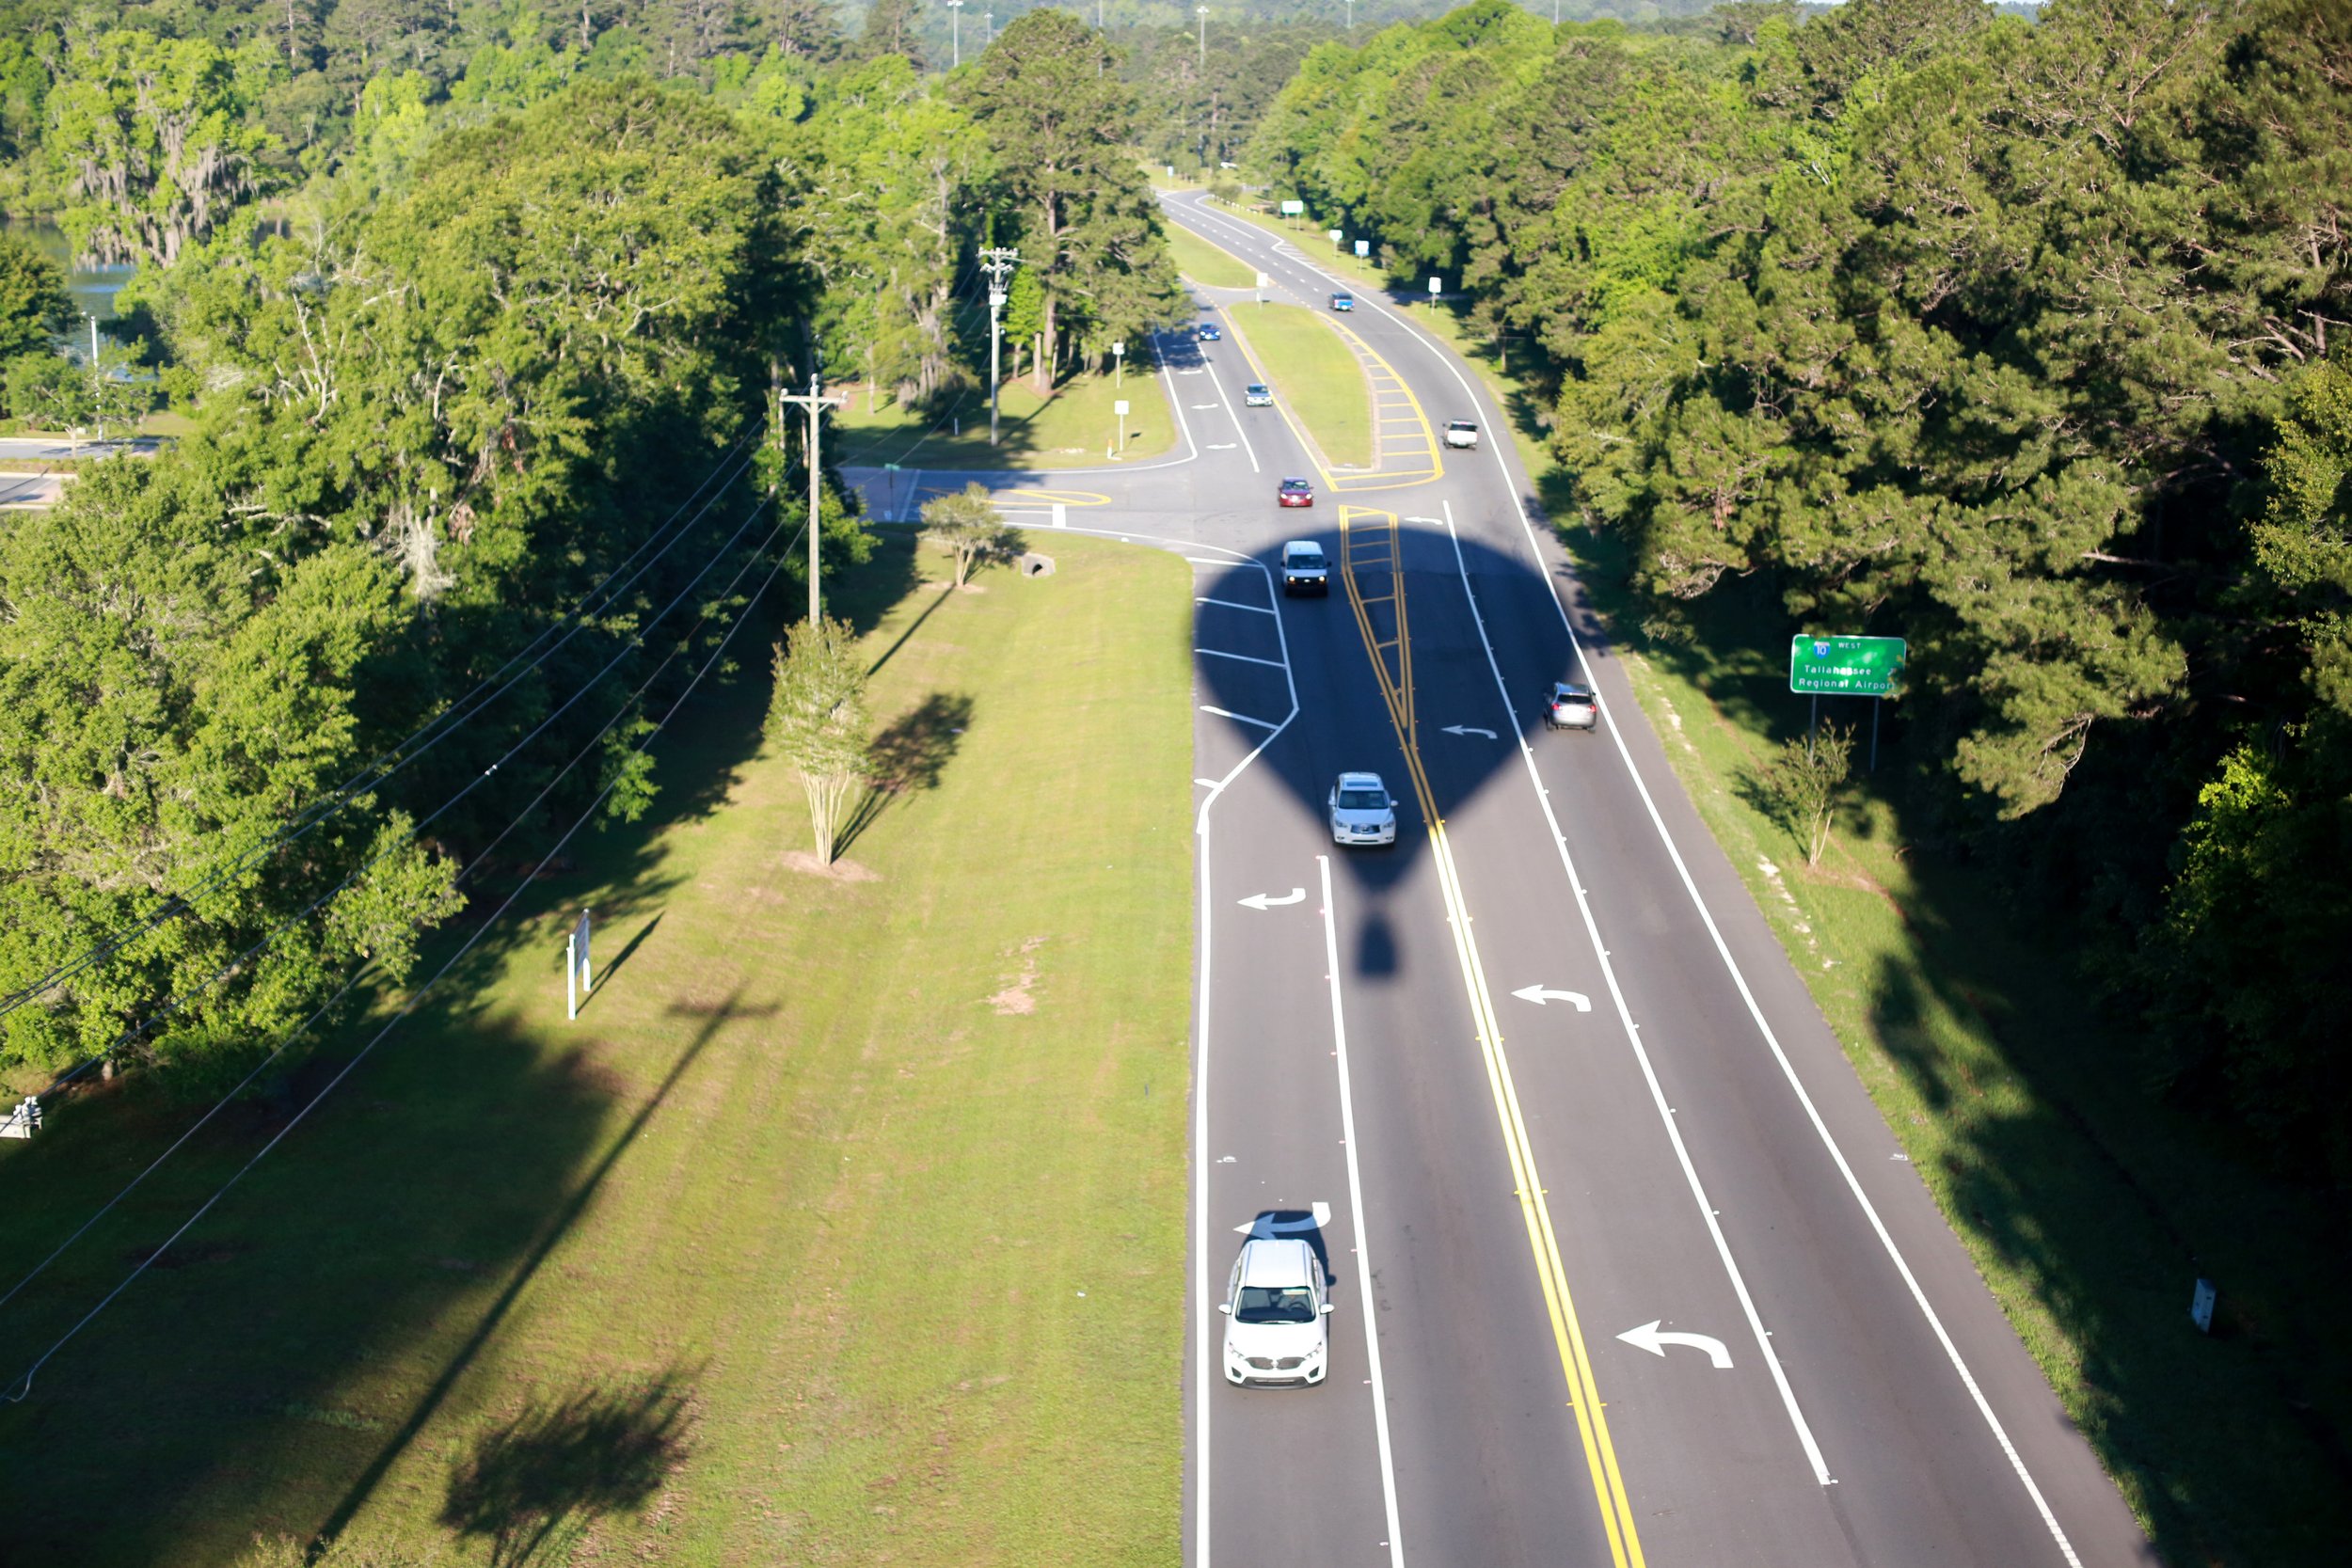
[833,368,1175,471]
[1223,301,1373,470]
[0,532,1196,1565]
[1165,223,1255,290]
[1390,271,2352,1563]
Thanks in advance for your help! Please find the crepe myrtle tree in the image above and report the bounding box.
[766,615,871,866]
[920,482,1022,588]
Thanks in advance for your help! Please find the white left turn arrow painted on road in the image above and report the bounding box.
[1441,724,1498,739]
[1235,1202,1333,1235]
[1239,888,1306,911]
[1511,985,1592,1010]
[1616,1321,1733,1369]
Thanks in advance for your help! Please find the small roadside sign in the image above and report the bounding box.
[1427,277,1441,295]
[1327,228,1343,246]
[1114,400,1130,416]
[1279,198,1306,216]
[1354,239,1371,259]
[1789,635,1905,697]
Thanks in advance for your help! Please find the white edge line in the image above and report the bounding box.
[1191,553,1298,1568]
[1196,596,1276,616]
[1199,705,1279,732]
[1319,852,1408,1568]
[1439,500,1834,1484]
[1374,281,2091,1556]
[1193,647,1287,671]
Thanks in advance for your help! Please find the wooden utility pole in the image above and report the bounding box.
[779,377,842,625]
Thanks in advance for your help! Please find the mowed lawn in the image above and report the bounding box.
[1164,224,1254,290]
[0,532,1195,1565]
[1223,302,1372,468]
[833,368,1175,471]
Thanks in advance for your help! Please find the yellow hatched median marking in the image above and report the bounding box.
[1338,509,1647,1568]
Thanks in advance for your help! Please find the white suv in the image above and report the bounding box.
[1327,772,1397,847]
[1443,420,1479,450]
[1220,1237,1333,1386]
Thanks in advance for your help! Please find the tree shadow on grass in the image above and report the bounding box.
[837,692,974,856]
[440,1370,695,1566]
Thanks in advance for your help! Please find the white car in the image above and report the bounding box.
[1327,771,1397,847]
[1220,1236,1333,1386]
[1443,420,1480,450]
[1281,540,1329,595]
[1544,680,1599,732]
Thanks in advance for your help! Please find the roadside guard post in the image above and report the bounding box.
[566,908,594,1020]
[1788,635,1906,769]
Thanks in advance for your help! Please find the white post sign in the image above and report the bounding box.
[1354,239,1370,259]
[566,908,593,1020]
[1328,228,1343,249]
[1114,399,1131,454]
[1427,276,1441,297]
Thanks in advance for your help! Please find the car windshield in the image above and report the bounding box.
[1288,551,1325,568]
[1235,1285,1317,1324]
[1248,385,1269,395]
[1451,421,1476,432]
[1336,788,1388,811]
[1282,481,1311,492]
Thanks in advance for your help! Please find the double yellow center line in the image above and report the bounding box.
[1338,507,1647,1568]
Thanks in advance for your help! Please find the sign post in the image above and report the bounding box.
[1427,276,1441,301]
[1254,270,1269,307]
[565,908,593,1021]
[1111,340,1124,388]
[1327,228,1343,250]
[1114,398,1131,454]
[1279,198,1306,226]
[1354,239,1371,260]
[1788,635,1906,770]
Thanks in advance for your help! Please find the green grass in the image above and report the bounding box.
[0,531,1196,1565]
[1164,223,1255,290]
[1381,277,2352,1562]
[832,369,1174,471]
[1225,301,1373,469]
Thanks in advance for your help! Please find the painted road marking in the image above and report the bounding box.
[999,487,1111,507]
[1207,442,1238,450]
[1200,705,1279,731]
[1319,854,1408,1568]
[1618,1322,1733,1370]
[1237,888,1306,911]
[1338,509,1645,1568]
[1196,647,1288,670]
[1441,724,1498,739]
[1512,986,1593,1011]
[1435,498,1834,1490]
[1196,596,1276,615]
[1232,1201,1333,1234]
[1190,553,1300,1568]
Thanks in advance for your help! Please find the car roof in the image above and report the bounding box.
[1552,680,1595,696]
[1248,383,1269,391]
[1336,770,1386,790]
[1449,419,1478,428]
[1237,1237,1316,1288]
[1283,540,1323,555]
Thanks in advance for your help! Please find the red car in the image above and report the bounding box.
[1278,477,1315,508]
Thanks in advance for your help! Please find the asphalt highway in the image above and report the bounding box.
[849,189,2155,1568]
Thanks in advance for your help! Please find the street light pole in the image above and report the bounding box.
[983,8,992,46]
[1196,6,1206,68]
[947,0,961,66]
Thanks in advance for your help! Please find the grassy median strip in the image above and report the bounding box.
[1383,284,2352,1560]
[1225,301,1373,470]
[834,367,1175,471]
[0,532,1195,1566]
[1165,223,1255,290]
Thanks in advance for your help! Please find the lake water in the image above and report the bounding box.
[4,217,135,324]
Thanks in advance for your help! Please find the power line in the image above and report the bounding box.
[0,436,761,1028]
[2,509,802,1402]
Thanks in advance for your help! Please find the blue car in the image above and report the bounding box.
[1199,323,1223,341]
[1330,293,1354,312]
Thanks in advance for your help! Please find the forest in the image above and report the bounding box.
[1250,0,2352,1188]
[0,0,1183,1090]
[1,0,2346,1198]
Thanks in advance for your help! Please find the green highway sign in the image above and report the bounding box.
[1789,635,1906,697]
